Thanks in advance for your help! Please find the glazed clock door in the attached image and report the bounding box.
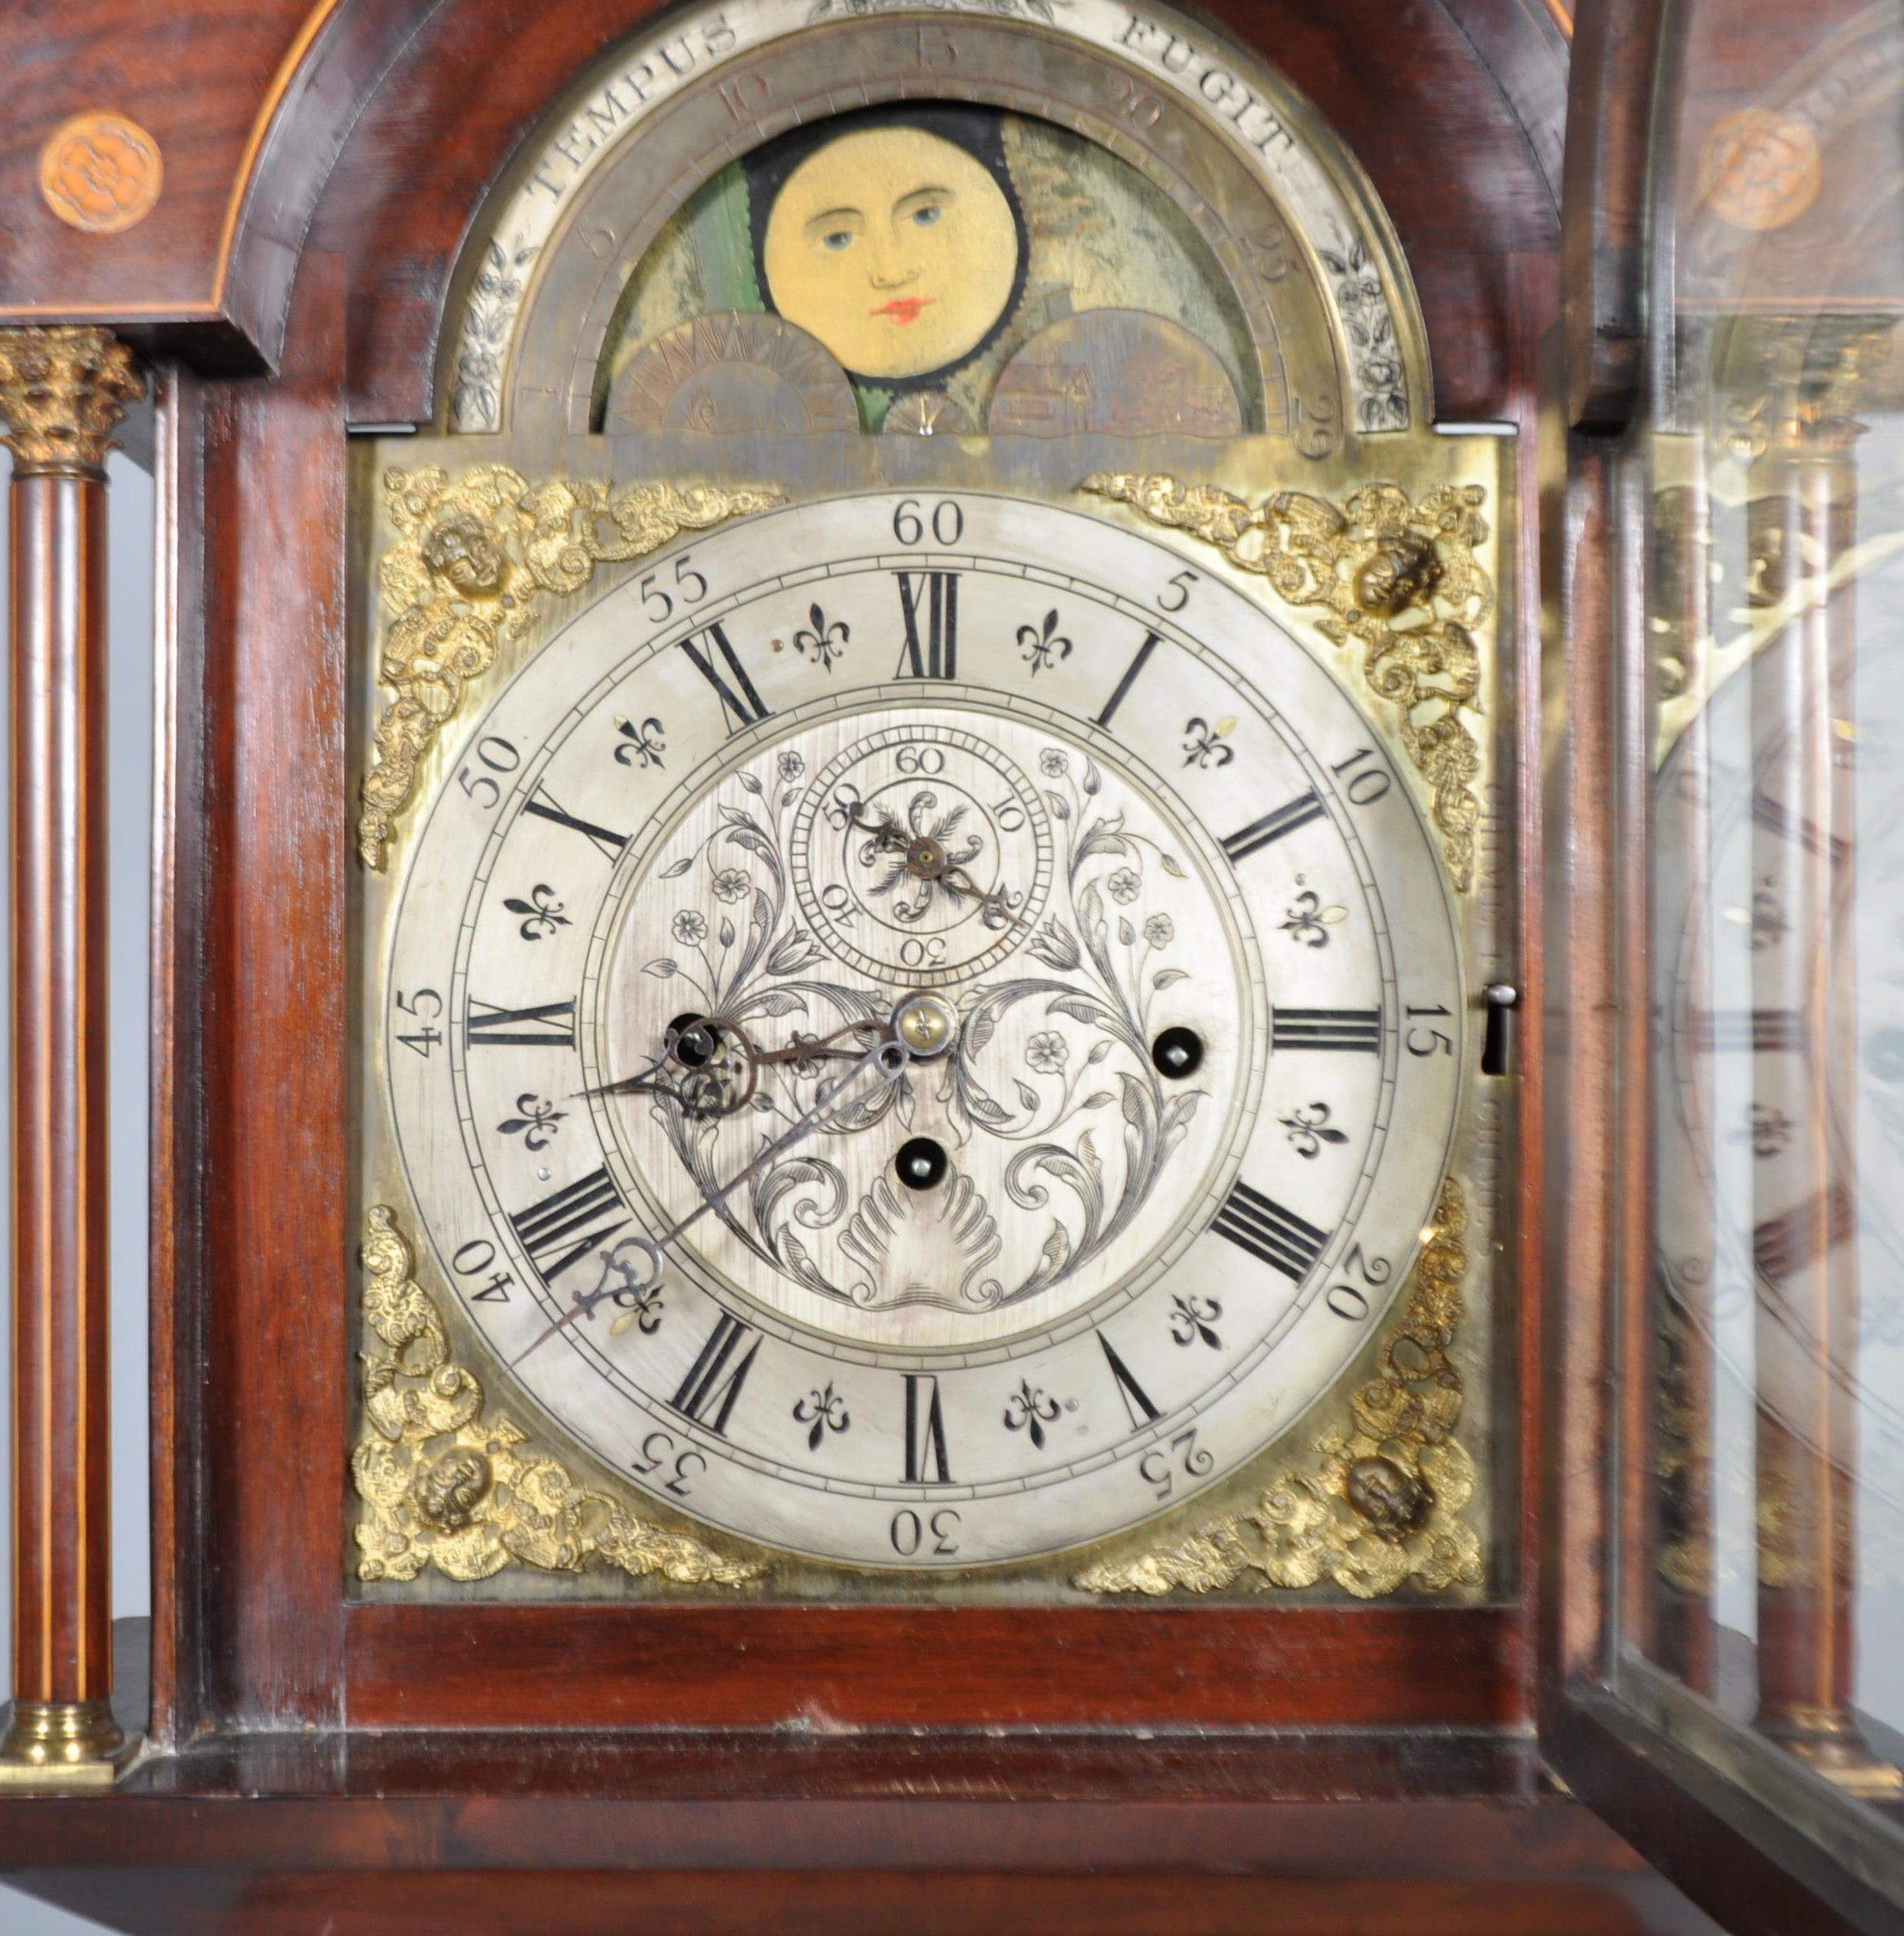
[1544,0,1904,1928]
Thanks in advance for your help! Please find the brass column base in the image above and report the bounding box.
[1761,1706,1904,1800]
[0,1699,141,1790]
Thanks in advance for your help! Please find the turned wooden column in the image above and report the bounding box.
[0,326,142,1785]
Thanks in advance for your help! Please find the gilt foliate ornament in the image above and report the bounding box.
[352,1207,763,1587]
[1074,1180,1479,1599]
[360,466,783,868]
[1083,475,1490,891]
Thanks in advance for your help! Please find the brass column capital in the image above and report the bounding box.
[0,325,143,477]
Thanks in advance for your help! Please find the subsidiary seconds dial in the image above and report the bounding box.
[382,492,1464,1567]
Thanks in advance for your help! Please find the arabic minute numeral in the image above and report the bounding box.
[891,497,964,545]
[1138,1429,1215,1501]
[630,1429,706,1499]
[1329,746,1392,806]
[1157,568,1198,612]
[393,985,443,1058]
[1324,1244,1393,1322]
[456,734,520,810]
[639,551,709,625]
[890,1506,962,1557]
[1405,1004,1456,1057]
[450,1237,516,1305]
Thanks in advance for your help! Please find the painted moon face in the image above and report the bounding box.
[762,126,1019,382]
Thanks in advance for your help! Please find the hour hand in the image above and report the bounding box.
[840,799,908,851]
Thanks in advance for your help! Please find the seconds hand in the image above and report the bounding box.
[510,1030,912,1369]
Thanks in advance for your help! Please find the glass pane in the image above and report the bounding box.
[1643,0,1904,1826]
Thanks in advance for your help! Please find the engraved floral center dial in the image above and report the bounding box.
[602,706,1252,1348]
[382,492,1464,1567]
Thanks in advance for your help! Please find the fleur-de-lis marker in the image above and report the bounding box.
[1017,609,1073,675]
[615,715,666,769]
[793,603,850,671]
[609,1282,665,1338]
[1003,1379,1063,1449]
[1279,1100,1349,1159]
[1279,887,1346,948]
[504,883,568,941]
[1181,715,1235,769]
[1169,1293,1223,1349]
[497,1093,566,1150]
[794,1382,851,1451]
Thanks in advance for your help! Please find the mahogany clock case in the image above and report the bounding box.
[336,0,1516,1617]
[153,0,1558,1746]
[8,0,1559,1795]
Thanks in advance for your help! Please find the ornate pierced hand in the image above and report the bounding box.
[515,1027,912,1366]
[837,795,1027,931]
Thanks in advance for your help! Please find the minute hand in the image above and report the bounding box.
[509,1032,912,1368]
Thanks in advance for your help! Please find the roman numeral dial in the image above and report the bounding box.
[679,624,772,733]
[1272,1007,1382,1053]
[672,1314,761,1436]
[386,491,1466,1567]
[1223,792,1326,863]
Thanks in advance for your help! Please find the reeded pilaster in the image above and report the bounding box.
[0,325,143,1788]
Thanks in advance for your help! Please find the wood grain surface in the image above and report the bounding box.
[7,467,115,1710]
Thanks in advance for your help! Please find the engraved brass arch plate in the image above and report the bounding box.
[444,0,1427,449]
